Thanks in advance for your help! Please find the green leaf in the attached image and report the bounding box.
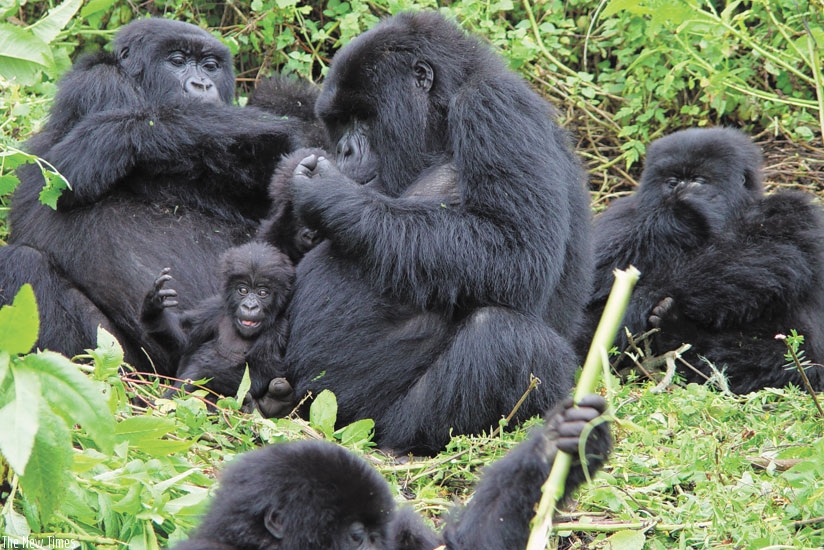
[602,0,653,17]
[28,0,83,44]
[37,169,70,209]
[0,23,52,85]
[26,351,115,453]
[91,326,125,376]
[0,284,39,355]
[18,400,73,524]
[236,366,252,402]
[309,389,338,438]
[0,173,20,194]
[0,364,42,475]
[115,415,193,454]
[338,418,374,446]
[116,415,176,443]
[604,530,646,550]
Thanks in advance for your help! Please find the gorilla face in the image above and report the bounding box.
[638,127,763,235]
[114,19,235,105]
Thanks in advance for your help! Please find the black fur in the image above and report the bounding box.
[171,394,611,550]
[283,12,592,454]
[258,148,328,265]
[142,242,295,416]
[583,127,824,393]
[1,18,315,375]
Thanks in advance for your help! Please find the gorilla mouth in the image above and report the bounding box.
[239,319,261,328]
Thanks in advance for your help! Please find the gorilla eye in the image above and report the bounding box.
[348,522,367,544]
[168,53,186,67]
[692,176,706,185]
[202,58,220,72]
[256,288,270,298]
[237,285,249,296]
[665,177,679,188]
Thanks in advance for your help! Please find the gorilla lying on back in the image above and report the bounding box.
[142,242,295,416]
[584,127,824,393]
[172,394,611,550]
[0,19,316,375]
[283,11,592,454]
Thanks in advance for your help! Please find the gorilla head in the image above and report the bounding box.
[220,242,294,339]
[637,127,764,238]
[178,441,394,550]
[314,12,491,195]
[113,18,234,105]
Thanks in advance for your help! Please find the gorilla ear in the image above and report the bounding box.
[119,47,130,60]
[264,507,285,540]
[413,60,434,92]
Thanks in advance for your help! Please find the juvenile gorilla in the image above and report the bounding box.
[584,127,824,393]
[259,148,328,265]
[172,394,611,550]
[0,19,315,375]
[260,148,461,264]
[284,12,592,454]
[142,242,295,415]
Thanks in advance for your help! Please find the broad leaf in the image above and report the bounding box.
[0,364,42,475]
[25,351,115,453]
[18,401,73,524]
[0,284,39,355]
[309,389,338,438]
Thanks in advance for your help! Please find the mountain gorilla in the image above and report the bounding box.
[280,12,592,454]
[258,148,328,265]
[583,127,824,393]
[142,242,295,416]
[259,147,461,265]
[171,394,611,550]
[0,19,317,375]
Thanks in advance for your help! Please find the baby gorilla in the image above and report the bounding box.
[171,394,611,550]
[142,242,295,415]
[260,148,461,265]
[584,127,824,393]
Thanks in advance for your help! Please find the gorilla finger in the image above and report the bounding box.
[294,154,319,178]
[651,296,674,317]
[564,406,600,424]
[315,156,336,175]
[557,419,589,439]
[576,394,607,413]
[159,288,178,298]
[556,435,585,455]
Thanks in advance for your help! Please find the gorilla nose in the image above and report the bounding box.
[185,77,220,103]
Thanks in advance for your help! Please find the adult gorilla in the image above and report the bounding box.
[0,19,315,375]
[283,12,592,454]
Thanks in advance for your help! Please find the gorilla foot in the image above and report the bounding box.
[246,377,296,418]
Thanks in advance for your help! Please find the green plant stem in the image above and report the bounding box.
[526,266,640,550]
[553,519,712,533]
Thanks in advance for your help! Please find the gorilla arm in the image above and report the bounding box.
[292,154,568,313]
[651,192,823,329]
[34,55,303,210]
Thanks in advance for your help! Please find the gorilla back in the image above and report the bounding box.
[2,18,313,374]
[285,12,592,454]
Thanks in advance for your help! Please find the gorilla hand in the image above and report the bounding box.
[141,267,179,321]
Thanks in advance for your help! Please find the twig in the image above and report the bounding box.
[490,374,541,438]
[776,334,824,418]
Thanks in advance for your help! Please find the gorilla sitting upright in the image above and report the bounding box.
[582,127,824,393]
[0,18,318,375]
[280,12,593,454]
